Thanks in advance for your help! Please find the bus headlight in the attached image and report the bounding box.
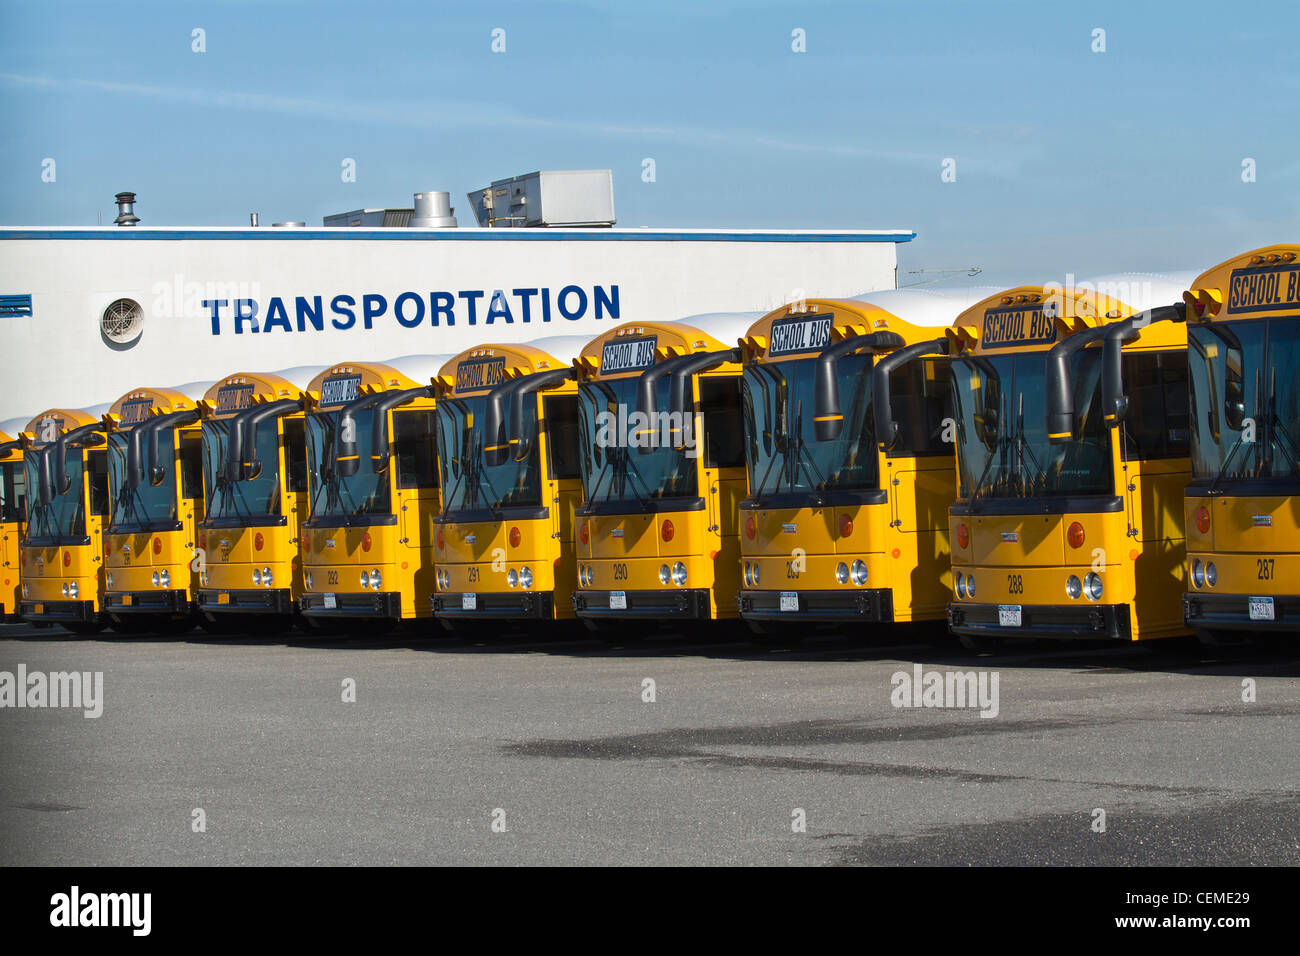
[254,568,264,586]
[672,562,687,586]
[61,582,69,597]
[199,569,208,586]
[835,562,849,584]
[966,575,976,598]
[752,563,759,586]
[660,564,671,585]
[1191,559,1205,589]
[369,569,381,590]
[1066,575,1082,599]
[1084,572,1103,601]
[955,571,966,598]
[304,570,313,590]
[151,571,161,587]
[507,569,518,588]
[1205,562,1217,587]
[159,569,170,588]
[106,572,114,589]
[360,569,370,589]
[520,567,532,589]
[851,559,868,586]
[69,581,79,598]
[262,567,274,588]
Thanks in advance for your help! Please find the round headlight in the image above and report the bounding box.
[507,569,518,588]
[966,575,976,598]
[672,562,687,586]
[1066,574,1082,599]
[304,570,313,590]
[1084,572,1103,601]
[253,568,263,586]
[743,563,751,587]
[199,569,208,586]
[69,581,79,598]
[752,563,759,586]
[151,571,161,587]
[106,572,114,589]
[1191,559,1205,589]
[1205,562,1216,587]
[835,562,849,584]
[660,564,671,585]
[851,559,868,586]
[61,582,69,597]
[262,567,273,587]
[369,568,381,590]
[520,567,532,589]
[360,569,370,589]
[159,569,170,588]
[955,571,966,598]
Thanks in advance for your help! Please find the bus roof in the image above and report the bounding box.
[435,341,577,396]
[305,360,431,407]
[576,319,736,378]
[105,387,202,429]
[21,407,102,444]
[1185,245,1300,321]
[201,371,309,418]
[954,272,1196,353]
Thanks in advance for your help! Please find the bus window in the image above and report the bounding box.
[394,409,438,489]
[181,436,203,500]
[1122,351,1190,460]
[283,418,308,494]
[87,449,110,518]
[544,394,580,480]
[889,359,954,457]
[0,462,24,522]
[700,377,745,468]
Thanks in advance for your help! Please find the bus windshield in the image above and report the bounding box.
[1188,316,1300,482]
[952,349,1111,501]
[107,429,180,530]
[202,419,282,523]
[305,406,391,523]
[742,352,877,502]
[436,394,540,517]
[577,376,698,507]
[23,447,86,541]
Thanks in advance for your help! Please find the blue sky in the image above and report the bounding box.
[1,0,1295,287]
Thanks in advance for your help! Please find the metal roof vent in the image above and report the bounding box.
[272,221,306,228]
[114,191,140,227]
[410,192,457,228]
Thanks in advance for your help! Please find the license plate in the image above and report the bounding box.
[462,593,477,611]
[610,591,627,610]
[1248,596,1275,621]
[217,592,230,605]
[323,593,337,609]
[997,604,1022,627]
[779,591,799,612]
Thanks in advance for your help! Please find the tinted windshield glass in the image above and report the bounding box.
[107,429,180,530]
[742,353,877,501]
[305,406,392,522]
[576,376,698,506]
[953,349,1111,500]
[1188,316,1300,481]
[436,394,540,515]
[24,447,86,540]
[202,419,282,521]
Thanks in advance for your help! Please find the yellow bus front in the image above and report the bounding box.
[196,373,309,626]
[299,363,439,626]
[102,388,204,630]
[1182,245,1300,639]
[736,296,969,631]
[17,409,109,631]
[431,344,582,627]
[0,431,24,621]
[572,321,748,630]
[946,282,1191,643]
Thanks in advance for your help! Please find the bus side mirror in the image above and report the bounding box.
[146,423,168,486]
[242,459,263,481]
[813,355,842,442]
[1225,400,1245,431]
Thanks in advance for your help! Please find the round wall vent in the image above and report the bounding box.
[101,298,144,345]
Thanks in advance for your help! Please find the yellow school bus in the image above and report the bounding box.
[101,388,205,633]
[0,430,24,621]
[17,408,110,632]
[735,290,985,634]
[195,371,310,630]
[431,339,585,629]
[946,275,1193,644]
[572,316,754,633]
[1182,245,1300,640]
[298,361,440,628]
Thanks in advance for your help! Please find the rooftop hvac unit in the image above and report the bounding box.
[468,170,615,228]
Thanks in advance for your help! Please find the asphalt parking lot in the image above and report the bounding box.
[1,621,1297,866]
